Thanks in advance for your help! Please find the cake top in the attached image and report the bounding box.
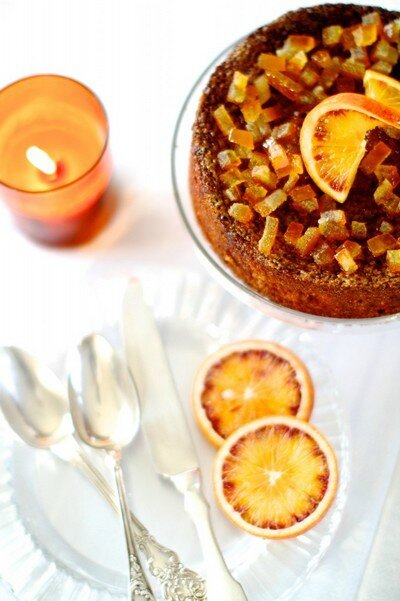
[211,9,400,276]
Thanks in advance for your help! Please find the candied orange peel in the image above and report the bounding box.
[213,12,400,276]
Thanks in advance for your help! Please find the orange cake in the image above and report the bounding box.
[190,4,400,318]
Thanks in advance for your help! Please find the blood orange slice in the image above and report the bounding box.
[300,92,400,202]
[364,69,400,112]
[214,416,338,539]
[192,340,313,447]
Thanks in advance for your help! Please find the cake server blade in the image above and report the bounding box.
[122,279,198,477]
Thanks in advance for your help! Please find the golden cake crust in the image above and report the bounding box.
[190,3,400,318]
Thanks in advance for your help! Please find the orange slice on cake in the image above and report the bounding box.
[364,69,400,112]
[300,92,400,203]
[192,340,313,447]
[214,416,338,539]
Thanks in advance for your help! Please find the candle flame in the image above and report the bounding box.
[26,146,57,176]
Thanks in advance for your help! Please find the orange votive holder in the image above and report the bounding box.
[0,74,112,244]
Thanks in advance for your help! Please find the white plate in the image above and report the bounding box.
[0,270,349,600]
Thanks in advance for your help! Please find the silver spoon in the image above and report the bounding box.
[0,345,206,601]
[68,334,155,601]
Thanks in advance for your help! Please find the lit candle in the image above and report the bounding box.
[0,75,112,244]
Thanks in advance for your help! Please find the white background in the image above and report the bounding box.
[0,0,399,599]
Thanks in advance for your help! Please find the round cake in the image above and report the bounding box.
[190,4,400,318]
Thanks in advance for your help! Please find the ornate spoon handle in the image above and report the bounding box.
[53,437,207,600]
[113,457,155,600]
[130,512,207,601]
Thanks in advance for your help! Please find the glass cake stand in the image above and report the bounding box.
[171,42,400,334]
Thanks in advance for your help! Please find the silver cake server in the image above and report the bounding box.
[122,279,248,601]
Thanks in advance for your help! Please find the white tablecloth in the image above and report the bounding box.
[0,0,399,599]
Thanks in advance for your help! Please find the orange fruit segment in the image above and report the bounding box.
[300,92,400,202]
[192,340,313,447]
[364,69,400,112]
[214,416,338,539]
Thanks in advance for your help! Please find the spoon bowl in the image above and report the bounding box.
[0,346,72,448]
[68,334,140,450]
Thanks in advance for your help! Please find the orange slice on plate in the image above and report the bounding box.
[214,416,338,539]
[364,69,400,112]
[192,340,313,447]
[300,92,400,203]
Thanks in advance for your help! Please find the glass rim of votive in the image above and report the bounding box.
[0,73,109,194]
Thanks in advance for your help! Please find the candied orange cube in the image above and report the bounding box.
[258,53,286,71]
[318,210,349,241]
[384,19,400,44]
[296,227,321,257]
[337,240,362,259]
[241,97,262,123]
[374,178,393,198]
[284,35,316,53]
[340,59,366,79]
[229,128,254,150]
[362,12,383,33]
[213,105,235,135]
[220,168,245,187]
[234,145,253,159]
[217,150,241,170]
[290,154,304,175]
[227,71,249,104]
[228,203,253,223]
[320,58,341,89]
[254,74,271,105]
[386,249,400,274]
[290,184,316,202]
[255,189,287,216]
[322,25,343,47]
[265,140,291,176]
[360,141,392,175]
[312,85,328,101]
[300,64,320,87]
[374,165,400,188]
[350,46,370,66]
[293,197,319,214]
[251,165,277,189]
[245,85,259,100]
[352,24,378,47]
[271,121,298,141]
[284,222,304,245]
[248,151,269,168]
[341,26,359,50]
[262,105,283,122]
[311,49,332,67]
[367,233,398,257]
[351,221,368,239]
[371,40,399,65]
[318,194,337,213]
[291,185,318,212]
[265,71,304,101]
[371,61,393,75]
[258,216,279,256]
[313,241,335,267]
[380,221,394,234]
[224,186,241,202]
[283,173,300,193]
[335,248,358,274]
[245,113,272,142]
[287,51,308,74]
[243,184,267,204]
